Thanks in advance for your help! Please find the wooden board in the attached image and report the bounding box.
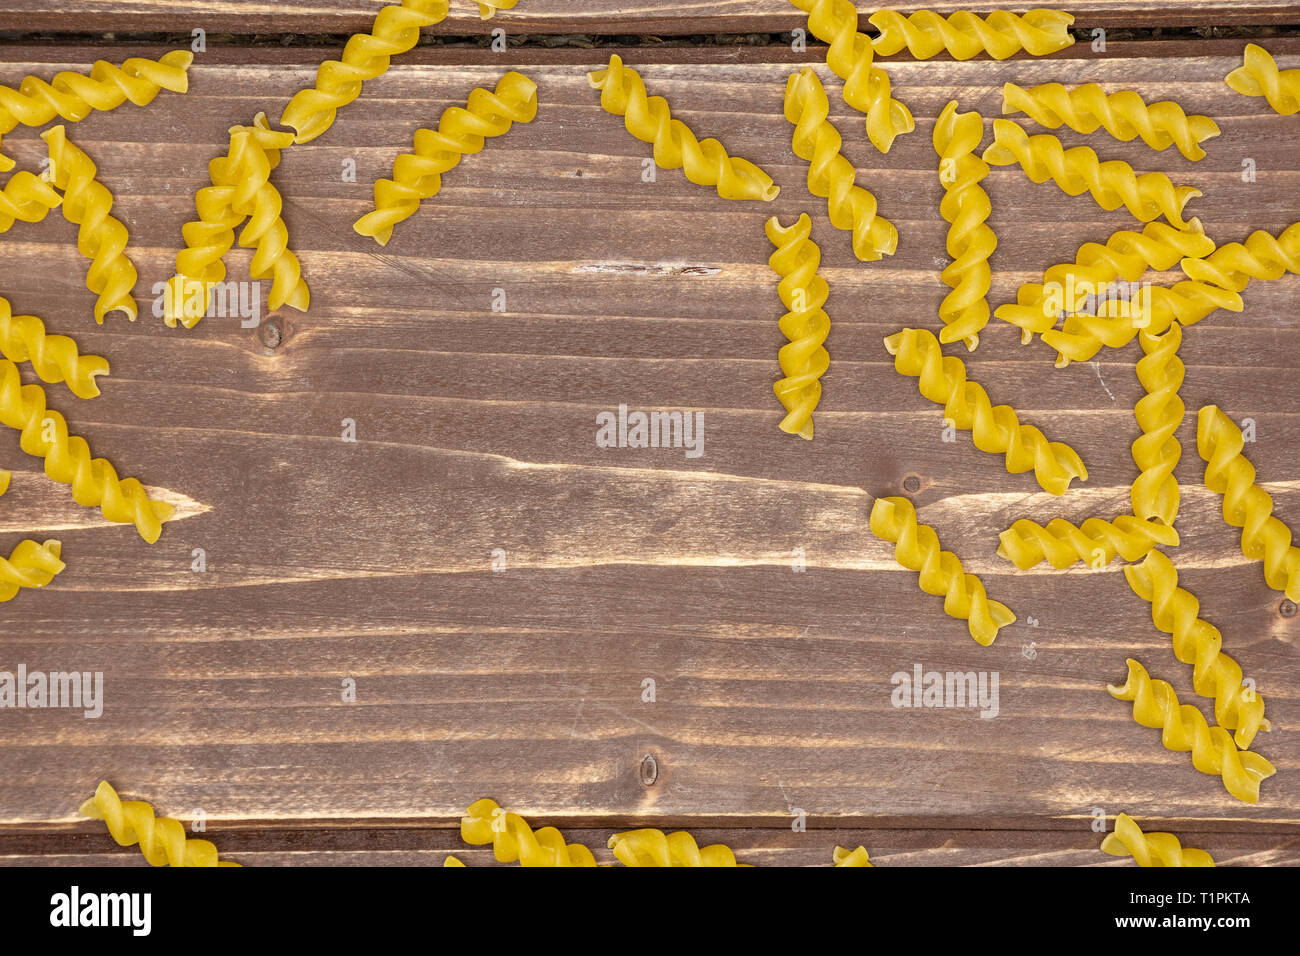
[0,19,1297,866]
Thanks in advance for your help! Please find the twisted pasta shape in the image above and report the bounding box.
[0,171,61,234]
[1101,813,1214,867]
[42,126,139,323]
[1003,83,1221,161]
[784,68,896,261]
[934,100,994,350]
[1181,221,1300,293]
[0,538,64,602]
[1108,658,1274,803]
[279,0,450,144]
[982,120,1200,228]
[787,0,915,153]
[354,71,538,246]
[0,469,7,496]
[1125,549,1269,749]
[0,360,174,543]
[995,220,1214,344]
[1198,404,1300,602]
[476,0,518,17]
[608,829,747,867]
[588,55,778,202]
[765,214,830,440]
[869,8,1074,60]
[997,515,1178,570]
[870,495,1015,646]
[1225,43,1300,116]
[832,845,873,866]
[1132,323,1183,526]
[0,294,109,399]
[444,855,465,866]
[460,798,597,866]
[884,327,1087,495]
[79,781,240,867]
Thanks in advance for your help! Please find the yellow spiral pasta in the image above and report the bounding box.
[608,829,747,867]
[0,469,8,496]
[765,214,830,440]
[79,781,240,867]
[1198,404,1300,602]
[0,294,109,399]
[933,100,994,350]
[983,120,1200,228]
[0,360,173,543]
[0,51,192,173]
[1108,658,1274,803]
[1101,813,1214,867]
[1003,83,1221,161]
[0,538,64,602]
[869,8,1074,60]
[0,171,62,234]
[1225,42,1300,116]
[832,845,873,867]
[476,0,518,17]
[787,0,915,153]
[588,55,778,202]
[1125,549,1269,749]
[885,327,1087,495]
[870,495,1015,646]
[41,126,138,323]
[1132,323,1183,526]
[1181,220,1300,293]
[460,798,597,866]
[279,0,450,144]
[997,515,1178,570]
[444,855,465,866]
[355,71,538,246]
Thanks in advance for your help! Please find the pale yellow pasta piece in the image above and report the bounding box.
[609,829,749,867]
[933,100,994,350]
[476,0,518,17]
[1132,323,1183,526]
[80,781,240,866]
[1102,813,1214,867]
[0,171,61,234]
[997,515,1177,570]
[1225,43,1300,115]
[0,293,109,399]
[832,845,873,866]
[0,538,63,602]
[870,8,1074,60]
[765,214,830,440]
[460,798,597,866]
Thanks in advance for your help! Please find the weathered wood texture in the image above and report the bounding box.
[0,32,1297,865]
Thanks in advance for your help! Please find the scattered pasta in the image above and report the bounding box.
[608,829,748,867]
[933,99,995,350]
[765,214,831,440]
[0,294,109,399]
[1101,813,1214,867]
[79,781,240,867]
[997,515,1178,570]
[832,845,873,867]
[0,538,64,602]
[0,171,62,235]
[460,798,597,866]
[869,8,1074,61]
[1225,42,1300,116]
[1131,323,1183,526]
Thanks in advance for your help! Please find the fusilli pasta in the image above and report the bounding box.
[870,8,1074,60]
[0,171,61,235]
[934,99,994,350]
[460,798,597,866]
[997,515,1178,570]
[1225,42,1300,116]
[0,538,63,602]
[832,845,873,866]
[79,781,240,867]
[1131,323,1183,526]
[765,214,830,440]
[0,294,109,399]
[608,829,748,866]
[1101,812,1214,867]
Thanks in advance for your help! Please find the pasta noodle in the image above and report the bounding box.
[884,327,1087,495]
[0,294,109,399]
[1003,83,1221,161]
[1107,658,1274,803]
[1181,220,1300,293]
[0,359,173,543]
[79,781,240,867]
[444,855,465,866]
[608,829,748,867]
[870,495,1015,646]
[41,126,139,323]
[787,0,915,153]
[832,845,873,866]
[1125,549,1269,749]
[1198,404,1300,602]
[784,68,895,261]
[933,99,994,350]
[588,55,778,202]
[1225,43,1300,116]
[1101,813,1214,867]
[765,214,830,440]
[1131,323,1183,526]
[869,8,1074,60]
[982,120,1200,228]
[0,469,8,497]
[476,0,518,17]
[354,71,538,246]
[0,538,64,602]
[997,515,1178,570]
[460,798,597,866]
[0,171,61,235]
[279,0,450,144]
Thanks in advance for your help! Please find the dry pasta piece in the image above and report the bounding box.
[79,781,240,867]
[982,120,1200,228]
[444,855,466,866]
[354,71,537,246]
[0,359,173,543]
[0,171,61,234]
[933,100,994,351]
[765,214,830,440]
[1003,83,1220,161]
[787,0,915,153]
[997,515,1177,570]
[832,845,873,867]
[1132,323,1183,526]
[279,0,450,144]
[0,469,8,496]
[0,538,64,602]
[588,55,778,202]
[1198,404,1300,602]
[460,798,597,866]
[1107,658,1274,803]
[1124,549,1269,750]
[0,294,109,399]
[869,8,1074,60]
[1181,220,1300,292]
[870,495,1015,646]
[1225,43,1300,116]
[884,327,1087,495]
[1102,813,1214,867]
[476,0,518,16]
[608,829,749,867]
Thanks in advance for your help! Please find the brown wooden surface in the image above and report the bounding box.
[0,13,1297,866]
